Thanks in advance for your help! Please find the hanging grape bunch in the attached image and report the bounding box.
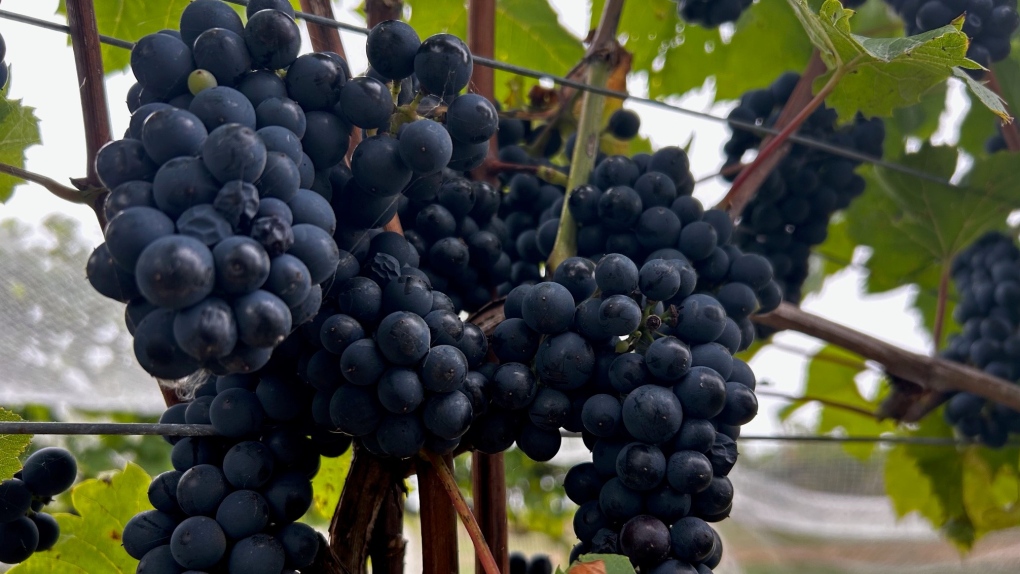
[85,0,498,384]
[725,72,885,309]
[0,448,77,564]
[941,232,1020,447]
[885,0,1020,71]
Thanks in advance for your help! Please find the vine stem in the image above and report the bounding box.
[0,162,86,204]
[421,451,501,574]
[755,389,878,419]
[986,69,1020,152]
[65,0,112,228]
[753,303,1020,417]
[932,264,950,354]
[720,55,847,217]
[546,0,626,272]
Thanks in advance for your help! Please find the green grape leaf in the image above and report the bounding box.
[407,0,583,103]
[9,463,152,574]
[406,0,467,38]
[649,1,815,101]
[884,412,1020,548]
[56,0,190,74]
[0,407,32,480]
[590,0,676,72]
[846,147,1018,344]
[886,83,947,156]
[778,345,894,459]
[309,451,352,521]
[0,78,43,204]
[884,413,964,526]
[961,448,1020,538]
[788,0,1009,121]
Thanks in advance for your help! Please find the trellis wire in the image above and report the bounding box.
[0,421,999,445]
[0,7,966,191]
[0,421,217,436]
[0,9,132,49]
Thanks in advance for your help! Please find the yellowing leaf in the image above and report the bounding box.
[9,463,152,574]
[574,553,636,574]
[0,407,32,480]
[310,451,352,521]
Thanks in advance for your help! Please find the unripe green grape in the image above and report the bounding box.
[189,69,217,95]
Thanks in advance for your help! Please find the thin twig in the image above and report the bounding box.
[932,264,950,354]
[421,451,501,574]
[695,162,745,185]
[755,389,878,419]
[0,162,86,204]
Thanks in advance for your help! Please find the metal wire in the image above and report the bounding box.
[0,6,964,190]
[0,9,133,49]
[0,421,995,445]
[558,430,994,446]
[0,421,217,436]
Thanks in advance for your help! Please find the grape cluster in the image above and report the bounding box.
[509,551,553,574]
[496,129,783,339]
[885,0,1020,70]
[128,367,339,573]
[941,232,1020,446]
[492,253,761,571]
[395,174,512,312]
[86,0,497,383]
[0,447,77,564]
[725,72,885,307]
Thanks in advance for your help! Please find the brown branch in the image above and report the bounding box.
[470,451,508,574]
[753,303,1020,419]
[328,447,410,574]
[421,451,501,574]
[366,0,403,26]
[465,2,505,568]
[368,480,407,574]
[419,453,460,574]
[0,162,87,204]
[716,50,827,217]
[986,69,1020,152]
[65,0,112,229]
[467,0,495,101]
[299,0,347,57]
